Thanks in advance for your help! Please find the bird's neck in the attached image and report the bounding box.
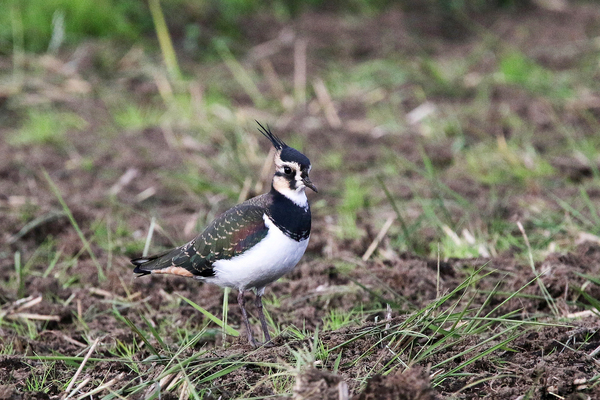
[268,186,311,242]
[270,184,308,209]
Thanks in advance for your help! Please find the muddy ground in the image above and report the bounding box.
[1,2,600,399]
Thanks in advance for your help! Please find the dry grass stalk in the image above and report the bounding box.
[238,176,252,203]
[362,216,396,261]
[64,377,90,400]
[248,28,295,63]
[108,168,139,196]
[1,296,61,322]
[7,313,60,321]
[260,59,285,99]
[74,373,124,400]
[63,337,100,399]
[313,78,342,129]
[88,287,115,298]
[294,38,307,107]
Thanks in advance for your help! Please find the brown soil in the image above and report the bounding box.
[2,2,600,399]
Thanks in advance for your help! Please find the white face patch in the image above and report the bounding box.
[272,153,311,208]
[272,175,308,208]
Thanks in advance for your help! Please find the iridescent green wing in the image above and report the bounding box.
[132,201,269,277]
[186,203,269,273]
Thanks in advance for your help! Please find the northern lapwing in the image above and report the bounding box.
[132,122,316,347]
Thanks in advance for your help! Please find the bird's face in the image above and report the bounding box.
[255,122,317,200]
[273,152,317,195]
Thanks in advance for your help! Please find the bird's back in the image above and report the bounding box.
[132,194,272,278]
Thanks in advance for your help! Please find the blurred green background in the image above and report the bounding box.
[1,0,523,55]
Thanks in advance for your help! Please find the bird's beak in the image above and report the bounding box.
[303,177,318,193]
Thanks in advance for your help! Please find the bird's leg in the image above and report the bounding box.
[237,290,257,347]
[254,293,272,343]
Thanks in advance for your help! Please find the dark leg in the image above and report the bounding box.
[237,290,257,347]
[254,293,272,343]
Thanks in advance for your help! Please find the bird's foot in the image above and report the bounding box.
[247,336,258,348]
[260,340,275,348]
[246,337,275,348]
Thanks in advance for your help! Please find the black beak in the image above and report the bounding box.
[303,177,318,193]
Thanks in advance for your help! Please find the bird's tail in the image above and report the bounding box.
[131,249,175,276]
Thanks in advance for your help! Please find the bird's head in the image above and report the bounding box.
[257,122,317,205]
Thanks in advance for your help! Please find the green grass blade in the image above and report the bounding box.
[214,39,266,108]
[222,287,230,345]
[141,315,167,351]
[574,272,600,286]
[197,363,246,384]
[552,193,591,228]
[42,249,62,278]
[148,0,180,79]
[179,294,240,336]
[42,169,105,281]
[14,251,24,298]
[333,350,343,374]
[432,328,523,385]
[377,175,412,251]
[576,289,600,313]
[122,316,160,357]
[580,186,600,226]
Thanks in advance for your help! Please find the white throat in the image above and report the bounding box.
[278,187,308,208]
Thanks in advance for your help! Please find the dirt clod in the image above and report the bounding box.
[294,368,348,400]
[0,385,16,400]
[352,367,436,400]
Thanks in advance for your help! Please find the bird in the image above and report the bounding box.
[131,122,317,347]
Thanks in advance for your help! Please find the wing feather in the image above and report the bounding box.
[132,198,269,278]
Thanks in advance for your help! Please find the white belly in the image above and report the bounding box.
[204,215,309,292]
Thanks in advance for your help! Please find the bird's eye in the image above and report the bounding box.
[283,166,292,175]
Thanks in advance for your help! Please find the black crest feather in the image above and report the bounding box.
[256,121,287,150]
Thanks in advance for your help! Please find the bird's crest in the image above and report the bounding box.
[256,121,287,150]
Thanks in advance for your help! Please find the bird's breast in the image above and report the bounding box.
[205,215,309,291]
